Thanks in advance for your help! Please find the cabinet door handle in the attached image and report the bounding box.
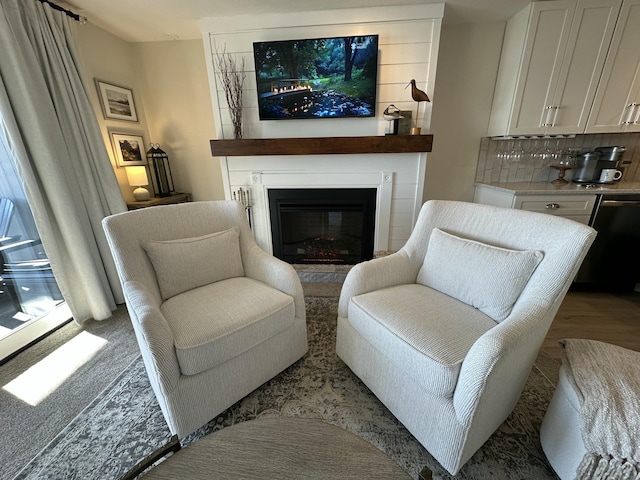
[623,103,639,125]
[550,105,560,127]
[633,102,640,125]
[545,203,560,209]
[541,106,560,127]
[541,106,554,127]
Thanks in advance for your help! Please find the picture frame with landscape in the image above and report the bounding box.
[96,79,138,122]
[110,131,146,167]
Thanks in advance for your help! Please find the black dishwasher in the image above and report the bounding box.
[574,194,640,291]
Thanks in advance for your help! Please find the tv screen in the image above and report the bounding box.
[253,35,378,120]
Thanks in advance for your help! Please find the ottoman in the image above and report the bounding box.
[539,364,587,479]
[540,339,640,480]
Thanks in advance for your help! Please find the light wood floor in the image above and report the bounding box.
[541,288,640,360]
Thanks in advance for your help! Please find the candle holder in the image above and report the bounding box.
[146,143,175,197]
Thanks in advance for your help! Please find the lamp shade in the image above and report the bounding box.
[126,166,149,187]
[125,166,151,201]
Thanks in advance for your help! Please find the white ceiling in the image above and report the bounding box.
[59,0,532,43]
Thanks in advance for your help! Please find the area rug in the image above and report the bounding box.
[14,295,561,480]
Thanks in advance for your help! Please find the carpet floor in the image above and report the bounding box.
[1,305,139,480]
[12,293,561,480]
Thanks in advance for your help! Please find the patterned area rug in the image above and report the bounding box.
[14,295,561,480]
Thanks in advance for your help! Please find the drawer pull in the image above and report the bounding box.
[545,203,560,209]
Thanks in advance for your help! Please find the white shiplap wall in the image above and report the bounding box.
[200,5,443,254]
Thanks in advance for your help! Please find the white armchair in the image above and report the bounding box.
[102,200,307,438]
[336,200,596,474]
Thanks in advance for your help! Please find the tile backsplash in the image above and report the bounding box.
[475,133,640,184]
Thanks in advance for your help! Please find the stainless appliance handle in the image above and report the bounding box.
[600,200,640,207]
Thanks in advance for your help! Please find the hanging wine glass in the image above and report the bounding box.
[529,138,541,167]
[496,140,511,166]
[549,138,562,165]
[507,137,526,163]
[534,137,556,167]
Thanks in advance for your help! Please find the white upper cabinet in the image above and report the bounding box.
[488,0,622,137]
[586,0,640,132]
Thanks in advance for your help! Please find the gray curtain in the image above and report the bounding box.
[0,0,127,323]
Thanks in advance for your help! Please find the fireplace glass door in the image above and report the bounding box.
[269,188,376,265]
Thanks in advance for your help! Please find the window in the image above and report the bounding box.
[0,117,70,362]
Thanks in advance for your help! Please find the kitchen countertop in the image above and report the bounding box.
[475,181,640,195]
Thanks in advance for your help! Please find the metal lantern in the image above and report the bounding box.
[146,143,175,197]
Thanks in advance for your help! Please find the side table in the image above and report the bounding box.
[126,192,192,211]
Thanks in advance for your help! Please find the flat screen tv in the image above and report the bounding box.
[253,35,378,120]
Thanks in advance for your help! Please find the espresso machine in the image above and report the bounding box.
[572,146,625,184]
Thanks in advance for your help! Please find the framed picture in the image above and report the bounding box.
[96,79,138,122]
[110,131,147,167]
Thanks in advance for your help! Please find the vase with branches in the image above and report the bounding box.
[214,43,246,139]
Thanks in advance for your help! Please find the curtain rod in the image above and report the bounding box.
[36,0,81,22]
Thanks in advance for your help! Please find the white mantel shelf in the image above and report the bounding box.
[210,135,433,157]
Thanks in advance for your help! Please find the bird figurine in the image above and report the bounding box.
[383,104,403,135]
[405,79,430,133]
[383,104,403,120]
[406,79,430,103]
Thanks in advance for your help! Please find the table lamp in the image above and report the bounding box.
[126,166,151,201]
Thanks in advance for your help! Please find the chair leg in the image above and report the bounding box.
[118,435,181,480]
[419,466,433,480]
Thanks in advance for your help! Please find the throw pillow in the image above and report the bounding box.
[145,227,244,301]
[417,228,543,322]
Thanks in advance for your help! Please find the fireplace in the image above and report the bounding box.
[269,188,376,265]
[219,152,425,255]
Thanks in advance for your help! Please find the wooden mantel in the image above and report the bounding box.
[210,135,433,156]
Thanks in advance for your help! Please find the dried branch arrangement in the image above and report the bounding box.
[214,43,246,139]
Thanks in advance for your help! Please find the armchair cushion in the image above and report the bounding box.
[349,284,496,396]
[418,228,543,322]
[144,227,244,301]
[161,277,295,376]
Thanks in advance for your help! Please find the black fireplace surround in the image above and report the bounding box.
[268,188,376,265]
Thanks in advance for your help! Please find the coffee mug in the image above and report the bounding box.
[599,168,623,183]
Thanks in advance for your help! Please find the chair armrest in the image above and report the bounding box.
[453,296,551,426]
[242,245,305,320]
[124,280,180,390]
[338,250,418,318]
